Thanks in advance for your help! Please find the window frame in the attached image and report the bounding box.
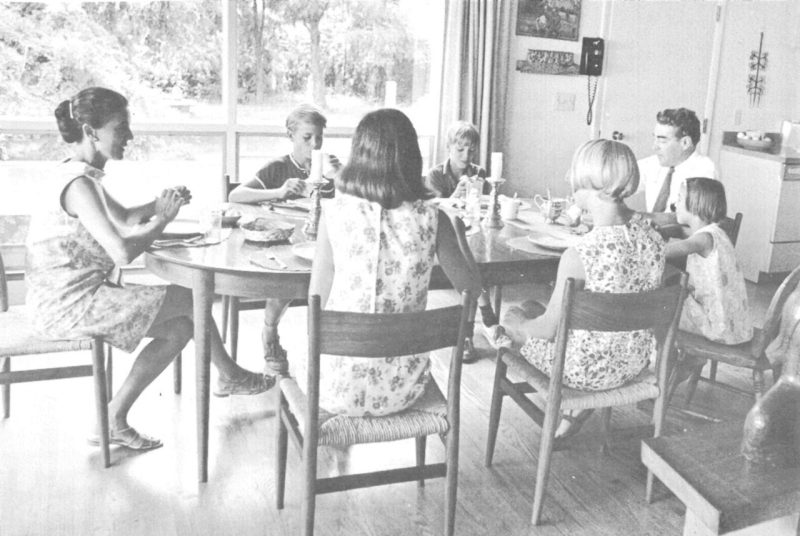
[0,0,438,197]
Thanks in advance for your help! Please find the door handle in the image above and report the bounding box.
[612,131,624,141]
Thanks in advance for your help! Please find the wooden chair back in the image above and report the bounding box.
[719,212,743,246]
[311,295,470,359]
[434,210,483,296]
[0,252,8,312]
[305,291,472,427]
[551,274,689,390]
[224,174,238,201]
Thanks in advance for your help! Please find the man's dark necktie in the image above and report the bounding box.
[652,166,675,213]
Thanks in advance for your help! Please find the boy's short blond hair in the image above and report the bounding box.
[446,121,480,147]
[286,104,327,134]
[568,139,639,201]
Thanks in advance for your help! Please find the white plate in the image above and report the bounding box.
[162,220,204,239]
[286,198,313,210]
[527,232,573,251]
[291,242,316,262]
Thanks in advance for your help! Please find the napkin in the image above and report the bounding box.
[151,234,227,249]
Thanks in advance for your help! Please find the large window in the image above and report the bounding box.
[0,0,445,238]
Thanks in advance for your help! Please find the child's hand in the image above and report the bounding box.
[323,154,342,178]
[280,178,305,198]
[451,177,468,198]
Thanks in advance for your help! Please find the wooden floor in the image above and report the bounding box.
[0,282,777,536]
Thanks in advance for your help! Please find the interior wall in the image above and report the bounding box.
[503,0,604,198]
[504,0,798,197]
[708,0,798,163]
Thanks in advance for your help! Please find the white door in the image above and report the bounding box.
[597,1,719,161]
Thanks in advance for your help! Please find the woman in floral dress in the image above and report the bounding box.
[503,139,666,438]
[307,108,455,417]
[26,87,269,450]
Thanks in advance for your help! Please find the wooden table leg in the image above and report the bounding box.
[192,269,214,483]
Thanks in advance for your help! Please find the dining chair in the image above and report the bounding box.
[274,290,473,536]
[718,212,743,247]
[219,174,307,361]
[0,251,112,467]
[484,274,688,524]
[433,212,482,361]
[679,263,800,407]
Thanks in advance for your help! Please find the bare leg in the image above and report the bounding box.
[107,314,192,432]
[107,286,265,438]
[502,299,547,346]
[263,298,292,375]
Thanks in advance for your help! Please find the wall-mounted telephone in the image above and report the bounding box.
[579,37,604,125]
[579,37,604,76]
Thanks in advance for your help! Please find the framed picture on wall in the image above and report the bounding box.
[516,49,579,75]
[516,0,581,41]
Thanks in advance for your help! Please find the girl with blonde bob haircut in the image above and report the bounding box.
[568,138,640,202]
[501,138,665,440]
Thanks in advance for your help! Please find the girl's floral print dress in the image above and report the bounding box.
[309,193,438,417]
[681,223,752,344]
[521,213,666,391]
[25,161,166,353]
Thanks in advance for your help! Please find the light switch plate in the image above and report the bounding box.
[556,92,575,111]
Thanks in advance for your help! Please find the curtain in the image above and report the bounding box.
[434,0,513,176]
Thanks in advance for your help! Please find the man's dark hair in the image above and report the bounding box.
[656,108,701,146]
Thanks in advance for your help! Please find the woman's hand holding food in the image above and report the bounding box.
[155,188,185,223]
[170,185,192,205]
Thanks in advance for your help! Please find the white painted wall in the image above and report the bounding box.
[504,0,799,197]
[503,0,605,198]
[708,0,799,163]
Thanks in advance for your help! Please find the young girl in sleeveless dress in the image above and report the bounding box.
[667,177,751,344]
[306,109,460,417]
[502,139,666,438]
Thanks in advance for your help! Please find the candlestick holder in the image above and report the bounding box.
[484,177,505,229]
[302,179,327,240]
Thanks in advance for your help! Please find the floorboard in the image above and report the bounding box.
[0,282,774,535]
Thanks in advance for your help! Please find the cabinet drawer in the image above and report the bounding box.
[773,180,800,242]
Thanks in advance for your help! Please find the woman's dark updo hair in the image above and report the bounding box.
[337,108,430,209]
[54,87,128,144]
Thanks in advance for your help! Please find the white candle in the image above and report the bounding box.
[385,81,397,107]
[310,149,323,182]
[491,152,503,180]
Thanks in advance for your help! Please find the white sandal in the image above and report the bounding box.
[481,324,512,350]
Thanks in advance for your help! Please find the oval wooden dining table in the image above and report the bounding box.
[145,203,561,483]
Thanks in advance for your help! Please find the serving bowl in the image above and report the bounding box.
[239,218,294,243]
[737,137,773,150]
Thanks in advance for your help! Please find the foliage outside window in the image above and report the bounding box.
[0,0,444,228]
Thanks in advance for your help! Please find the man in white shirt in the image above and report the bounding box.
[632,108,717,220]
